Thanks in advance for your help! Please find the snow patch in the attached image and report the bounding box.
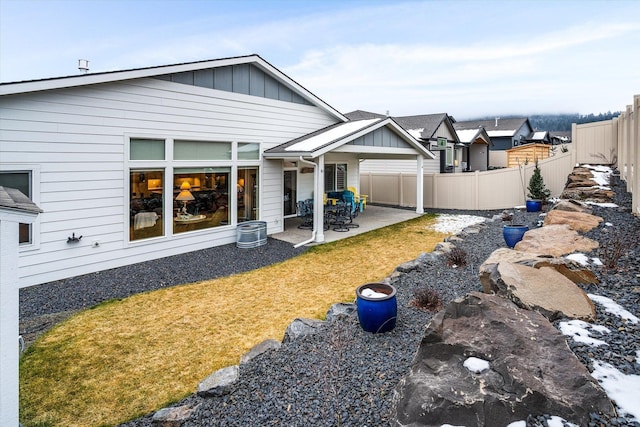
[565,253,602,267]
[592,360,640,422]
[588,294,639,324]
[361,288,387,299]
[463,357,490,373]
[559,319,610,346]
[431,214,486,234]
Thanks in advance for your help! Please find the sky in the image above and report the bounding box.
[1,0,639,119]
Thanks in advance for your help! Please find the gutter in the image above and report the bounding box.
[293,156,318,248]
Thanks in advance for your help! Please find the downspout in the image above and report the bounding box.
[293,156,317,248]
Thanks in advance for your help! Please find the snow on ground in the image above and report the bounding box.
[582,164,613,188]
[556,294,640,422]
[591,361,640,421]
[565,252,603,266]
[504,416,579,427]
[559,319,610,346]
[588,294,639,324]
[430,214,486,234]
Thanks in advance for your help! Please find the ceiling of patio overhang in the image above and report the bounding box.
[263,117,435,161]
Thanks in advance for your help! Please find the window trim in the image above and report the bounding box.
[0,164,41,251]
[124,135,262,245]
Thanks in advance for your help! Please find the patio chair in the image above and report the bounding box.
[296,200,313,229]
[347,186,367,211]
[341,191,360,229]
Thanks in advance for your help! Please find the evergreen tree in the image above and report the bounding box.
[527,160,551,201]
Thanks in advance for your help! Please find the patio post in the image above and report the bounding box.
[314,155,325,242]
[416,155,424,214]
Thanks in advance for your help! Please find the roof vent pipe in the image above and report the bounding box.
[495,117,500,127]
[78,59,90,74]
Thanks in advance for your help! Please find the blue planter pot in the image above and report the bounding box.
[356,283,397,333]
[503,224,529,248]
[526,200,542,212]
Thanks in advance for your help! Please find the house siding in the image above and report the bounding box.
[1,78,338,287]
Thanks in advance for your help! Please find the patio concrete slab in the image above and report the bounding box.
[271,205,422,246]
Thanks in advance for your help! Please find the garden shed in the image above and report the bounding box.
[506,143,552,168]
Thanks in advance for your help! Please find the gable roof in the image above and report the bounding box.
[0,54,347,122]
[264,118,435,160]
[455,127,493,145]
[453,117,532,138]
[345,110,457,142]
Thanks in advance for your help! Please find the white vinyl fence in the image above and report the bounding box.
[360,149,575,210]
[572,94,639,216]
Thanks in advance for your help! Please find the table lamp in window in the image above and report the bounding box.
[176,181,195,216]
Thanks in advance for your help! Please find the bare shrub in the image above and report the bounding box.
[599,226,638,270]
[410,287,443,312]
[446,247,468,268]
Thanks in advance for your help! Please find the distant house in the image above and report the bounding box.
[454,127,493,171]
[550,131,572,145]
[0,55,433,287]
[526,130,551,144]
[453,117,535,151]
[346,110,463,173]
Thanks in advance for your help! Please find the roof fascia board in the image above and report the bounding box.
[313,118,435,159]
[0,55,347,122]
[0,55,257,95]
[334,146,421,155]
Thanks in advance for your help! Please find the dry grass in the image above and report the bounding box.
[20,214,447,427]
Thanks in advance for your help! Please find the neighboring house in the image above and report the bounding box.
[346,110,461,174]
[454,127,493,171]
[550,131,572,145]
[453,117,535,151]
[526,130,551,144]
[0,54,433,287]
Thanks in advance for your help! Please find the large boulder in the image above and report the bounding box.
[551,199,593,215]
[392,293,614,427]
[514,224,598,257]
[481,261,595,321]
[479,248,598,286]
[282,318,325,343]
[544,209,603,232]
[197,365,239,397]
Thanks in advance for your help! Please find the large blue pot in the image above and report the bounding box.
[503,225,529,248]
[356,283,397,333]
[526,200,542,212]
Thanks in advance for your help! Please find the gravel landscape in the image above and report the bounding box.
[21,174,639,427]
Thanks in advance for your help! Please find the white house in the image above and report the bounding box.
[0,186,41,426]
[346,110,462,174]
[0,54,433,287]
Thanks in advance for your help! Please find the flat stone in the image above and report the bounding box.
[197,365,239,397]
[514,224,599,257]
[152,404,199,426]
[491,261,596,321]
[240,339,281,365]
[551,199,593,214]
[282,318,324,343]
[326,302,356,322]
[544,209,603,232]
[432,241,454,254]
[392,292,614,427]
[479,248,598,289]
[396,258,423,272]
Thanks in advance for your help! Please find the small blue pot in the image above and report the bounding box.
[503,224,529,248]
[356,283,397,333]
[526,200,542,212]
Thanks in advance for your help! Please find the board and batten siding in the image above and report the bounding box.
[1,77,338,287]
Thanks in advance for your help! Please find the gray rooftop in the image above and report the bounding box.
[0,186,43,214]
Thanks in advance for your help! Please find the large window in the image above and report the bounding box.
[173,168,230,234]
[128,138,259,241]
[324,163,347,191]
[0,171,31,244]
[130,170,164,241]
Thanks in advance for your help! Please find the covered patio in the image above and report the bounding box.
[271,204,422,245]
[264,117,435,247]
